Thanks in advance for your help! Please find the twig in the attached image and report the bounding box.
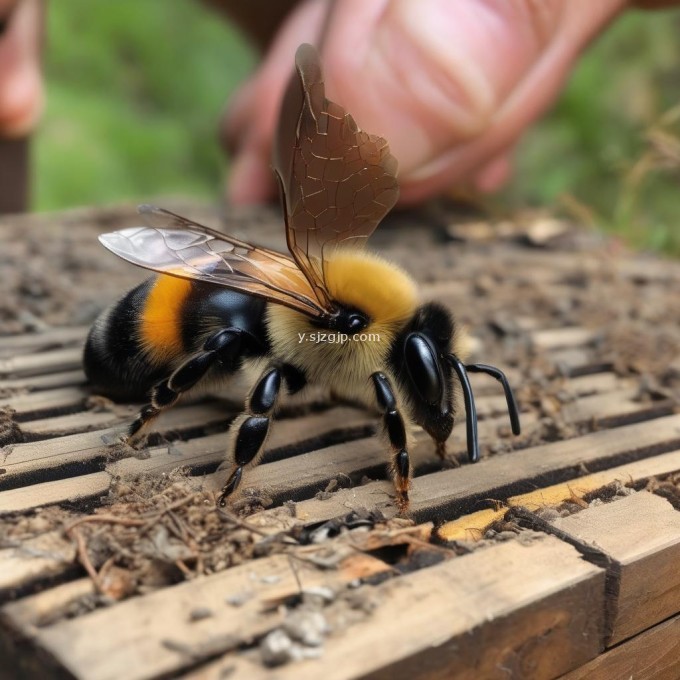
[216,507,279,539]
[288,554,303,597]
[64,515,146,533]
[68,527,102,592]
[140,493,196,519]
[175,559,193,577]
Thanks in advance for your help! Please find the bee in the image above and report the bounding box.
[84,43,521,511]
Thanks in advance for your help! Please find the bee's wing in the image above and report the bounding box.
[273,43,399,309]
[99,206,329,318]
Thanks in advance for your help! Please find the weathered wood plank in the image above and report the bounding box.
[228,412,531,502]
[1,578,95,633]
[0,393,515,494]
[531,327,600,351]
[20,411,129,438]
[0,406,373,511]
[19,551,391,680]
[11,368,628,438]
[548,348,612,376]
[0,369,86,393]
[0,410,513,515]
[438,448,680,541]
[0,347,83,378]
[562,372,629,396]
[272,413,680,526]
[3,387,87,418]
[550,491,680,646]
[0,472,112,515]
[560,613,680,680]
[5,445,676,634]
[187,537,605,680]
[560,388,675,427]
[0,531,76,596]
[0,327,87,356]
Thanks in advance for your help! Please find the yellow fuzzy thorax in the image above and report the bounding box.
[323,249,418,327]
[266,250,419,403]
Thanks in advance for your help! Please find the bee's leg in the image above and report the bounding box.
[126,328,247,444]
[218,364,306,506]
[447,354,485,464]
[465,363,521,436]
[371,371,411,512]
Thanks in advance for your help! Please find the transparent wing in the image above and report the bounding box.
[273,43,399,308]
[99,205,329,318]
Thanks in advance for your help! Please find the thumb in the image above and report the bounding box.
[0,0,44,137]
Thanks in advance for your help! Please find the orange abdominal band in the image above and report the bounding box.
[140,275,192,363]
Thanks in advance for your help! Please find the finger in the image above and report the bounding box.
[0,0,44,137]
[0,0,21,18]
[396,0,628,204]
[473,153,513,194]
[220,78,257,155]
[226,145,278,205]
[225,0,329,205]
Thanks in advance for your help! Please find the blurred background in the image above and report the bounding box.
[32,0,680,256]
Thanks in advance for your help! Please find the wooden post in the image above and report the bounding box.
[0,137,29,213]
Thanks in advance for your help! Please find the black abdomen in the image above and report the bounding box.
[84,277,268,400]
[83,279,166,399]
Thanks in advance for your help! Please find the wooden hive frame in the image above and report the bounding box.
[1,203,679,679]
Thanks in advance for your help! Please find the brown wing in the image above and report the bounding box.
[99,205,329,319]
[273,43,399,308]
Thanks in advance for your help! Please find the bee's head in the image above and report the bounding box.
[389,302,463,441]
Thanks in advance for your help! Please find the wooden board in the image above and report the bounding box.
[438,448,680,541]
[1,201,680,679]
[186,537,605,680]
[549,490,680,646]
[560,613,680,680]
[3,535,604,680]
[267,413,680,527]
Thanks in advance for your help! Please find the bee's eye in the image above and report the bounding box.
[347,314,366,332]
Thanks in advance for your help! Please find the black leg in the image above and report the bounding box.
[466,363,521,436]
[126,327,246,444]
[218,363,306,507]
[371,371,411,512]
[447,355,480,464]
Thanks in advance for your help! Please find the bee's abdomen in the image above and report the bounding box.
[84,276,189,399]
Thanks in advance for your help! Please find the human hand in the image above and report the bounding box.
[223,0,630,206]
[0,0,43,138]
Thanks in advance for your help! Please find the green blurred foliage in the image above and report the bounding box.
[35,3,680,255]
[35,0,254,209]
[511,10,680,256]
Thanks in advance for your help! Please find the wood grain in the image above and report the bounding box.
[550,490,680,646]
[187,536,605,680]
[21,551,392,680]
[560,613,680,680]
[439,448,680,541]
[279,413,680,526]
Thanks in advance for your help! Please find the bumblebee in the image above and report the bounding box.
[84,43,520,511]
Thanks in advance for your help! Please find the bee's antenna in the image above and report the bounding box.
[465,363,521,436]
[447,354,479,463]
